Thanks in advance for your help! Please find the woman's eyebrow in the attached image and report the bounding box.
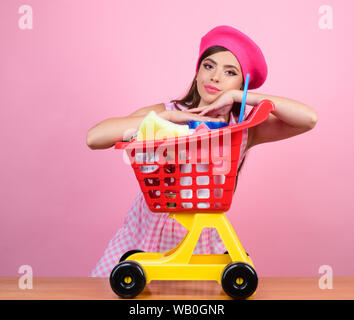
[204,58,239,72]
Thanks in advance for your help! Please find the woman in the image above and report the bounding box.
[87,25,317,277]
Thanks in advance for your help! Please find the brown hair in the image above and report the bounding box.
[170,45,248,191]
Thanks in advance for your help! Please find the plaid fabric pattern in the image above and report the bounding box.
[90,102,249,277]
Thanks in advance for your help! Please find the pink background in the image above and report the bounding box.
[1,0,353,278]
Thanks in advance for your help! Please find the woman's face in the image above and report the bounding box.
[196,50,243,107]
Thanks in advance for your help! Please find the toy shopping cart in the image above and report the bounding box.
[110,100,275,299]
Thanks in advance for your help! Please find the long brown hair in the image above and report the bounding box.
[170,45,248,190]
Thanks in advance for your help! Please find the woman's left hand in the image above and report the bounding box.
[187,90,240,120]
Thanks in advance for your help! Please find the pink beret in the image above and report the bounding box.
[196,25,267,89]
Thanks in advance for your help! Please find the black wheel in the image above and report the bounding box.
[119,249,145,263]
[221,262,258,299]
[110,261,146,299]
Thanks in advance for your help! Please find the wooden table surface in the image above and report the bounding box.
[1,277,353,300]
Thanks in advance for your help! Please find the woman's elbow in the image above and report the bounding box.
[86,130,115,150]
[86,130,101,150]
[86,131,95,149]
[308,110,318,129]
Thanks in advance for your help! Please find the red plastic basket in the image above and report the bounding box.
[115,100,274,213]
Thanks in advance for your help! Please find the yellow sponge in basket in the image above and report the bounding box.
[137,111,190,141]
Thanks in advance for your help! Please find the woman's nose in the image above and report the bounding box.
[210,69,221,82]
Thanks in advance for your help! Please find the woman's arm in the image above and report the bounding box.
[86,103,166,150]
[240,91,318,129]
[188,89,318,149]
[86,103,224,150]
[236,91,318,149]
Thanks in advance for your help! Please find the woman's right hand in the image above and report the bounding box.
[160,110,225,124]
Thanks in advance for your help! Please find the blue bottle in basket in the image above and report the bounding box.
[187,121,229,130]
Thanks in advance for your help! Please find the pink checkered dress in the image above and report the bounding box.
[90,101,249,277]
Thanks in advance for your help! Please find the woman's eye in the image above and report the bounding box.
[203,63,212,69]
[203,64,236,76]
